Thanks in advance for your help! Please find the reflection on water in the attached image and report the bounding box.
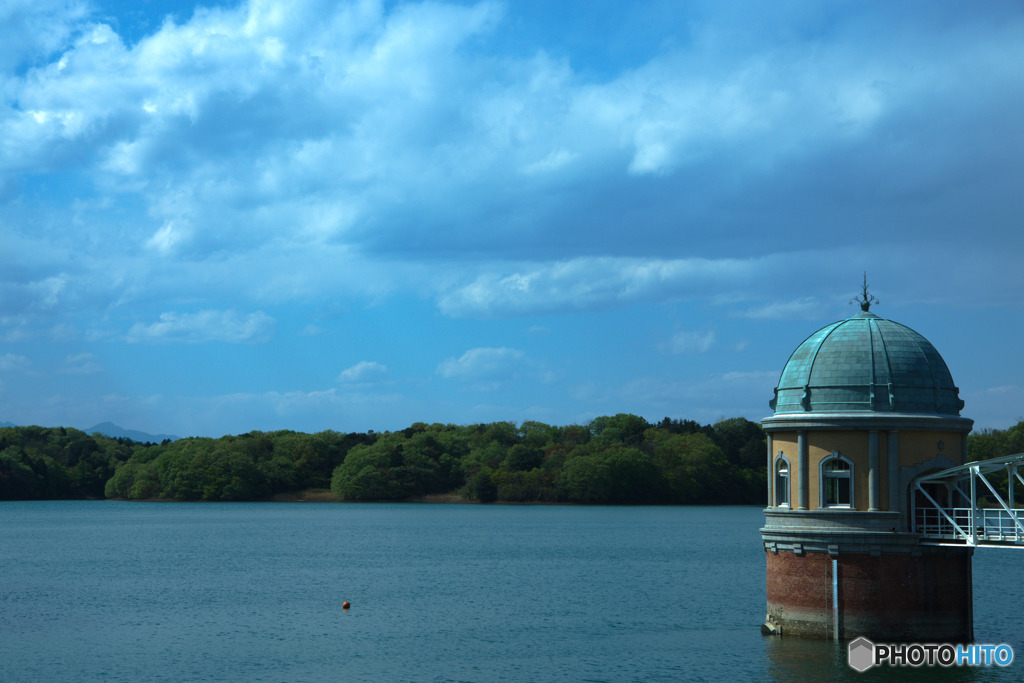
[764,621,1018,682]
[768,638,898,682]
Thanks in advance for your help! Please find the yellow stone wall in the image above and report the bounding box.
[766,428,965,512]
[898,431,964,467]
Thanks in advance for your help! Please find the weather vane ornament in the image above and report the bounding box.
[851,273,879,312]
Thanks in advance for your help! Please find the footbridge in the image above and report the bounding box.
[913,453,1024,548]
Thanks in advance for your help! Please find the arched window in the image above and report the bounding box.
[774,454,790,508]
[820,452,854,508]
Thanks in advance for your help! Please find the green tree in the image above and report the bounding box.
[560,453,611,502]
[603,446,659,503]
[331,444,405,500]
[590,414,649,446]
[649,431,731,503]
[503,444,544,471]
[0,447,39,499]
[711,417,766,470]
[470,467,497,502]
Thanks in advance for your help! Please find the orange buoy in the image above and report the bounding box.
[342,601,351,610]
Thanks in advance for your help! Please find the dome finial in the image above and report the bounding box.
[851,272,879,312]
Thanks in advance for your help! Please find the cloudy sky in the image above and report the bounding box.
[2,0,1024,438]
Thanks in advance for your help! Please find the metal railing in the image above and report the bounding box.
[912,453,1024,548]
[916,506,1024,543]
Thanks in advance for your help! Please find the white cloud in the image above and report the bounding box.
[0,354,31,372]
[740,297,824,320]
[61,352,102,375]
[338,360,388,383]
[3,0,1023,280]
[664,330,716,355]
[0,318,31,343]
[31,276,67,309]
[1,0,1024,437]
[437,347,526,383]
[0,0,89,72]
[145,219,191,254]
[126,310,275,344]
[521,148,577,175]
[0,270,73,319]
[436,246,1023,320]
[437,256,757,317]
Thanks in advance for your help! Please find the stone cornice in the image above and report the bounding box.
[761,509,943,555]
[761,412,973,433]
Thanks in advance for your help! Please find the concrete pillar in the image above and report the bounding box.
[766,433,774,506]
[868,430,879,511]
[798,430,808,510]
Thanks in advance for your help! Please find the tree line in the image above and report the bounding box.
[6,417,1024,504]
[0,415,770,504]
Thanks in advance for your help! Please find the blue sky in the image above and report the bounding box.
[2,0,1024,438]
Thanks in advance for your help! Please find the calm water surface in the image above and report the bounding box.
[1,502,1021,682]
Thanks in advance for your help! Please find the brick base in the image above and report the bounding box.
[765,549,973,641]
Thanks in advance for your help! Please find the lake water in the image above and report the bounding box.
[1,502,1021,682]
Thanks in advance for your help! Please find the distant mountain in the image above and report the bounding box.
[86,422,179,443]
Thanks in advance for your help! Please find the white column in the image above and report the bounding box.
[888,431,899,513]
[798,430,809,510]
[868,430,880,511]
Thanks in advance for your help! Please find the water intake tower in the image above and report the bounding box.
[760,282,975,641]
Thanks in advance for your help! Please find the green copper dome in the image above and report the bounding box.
[770,310,965,416]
